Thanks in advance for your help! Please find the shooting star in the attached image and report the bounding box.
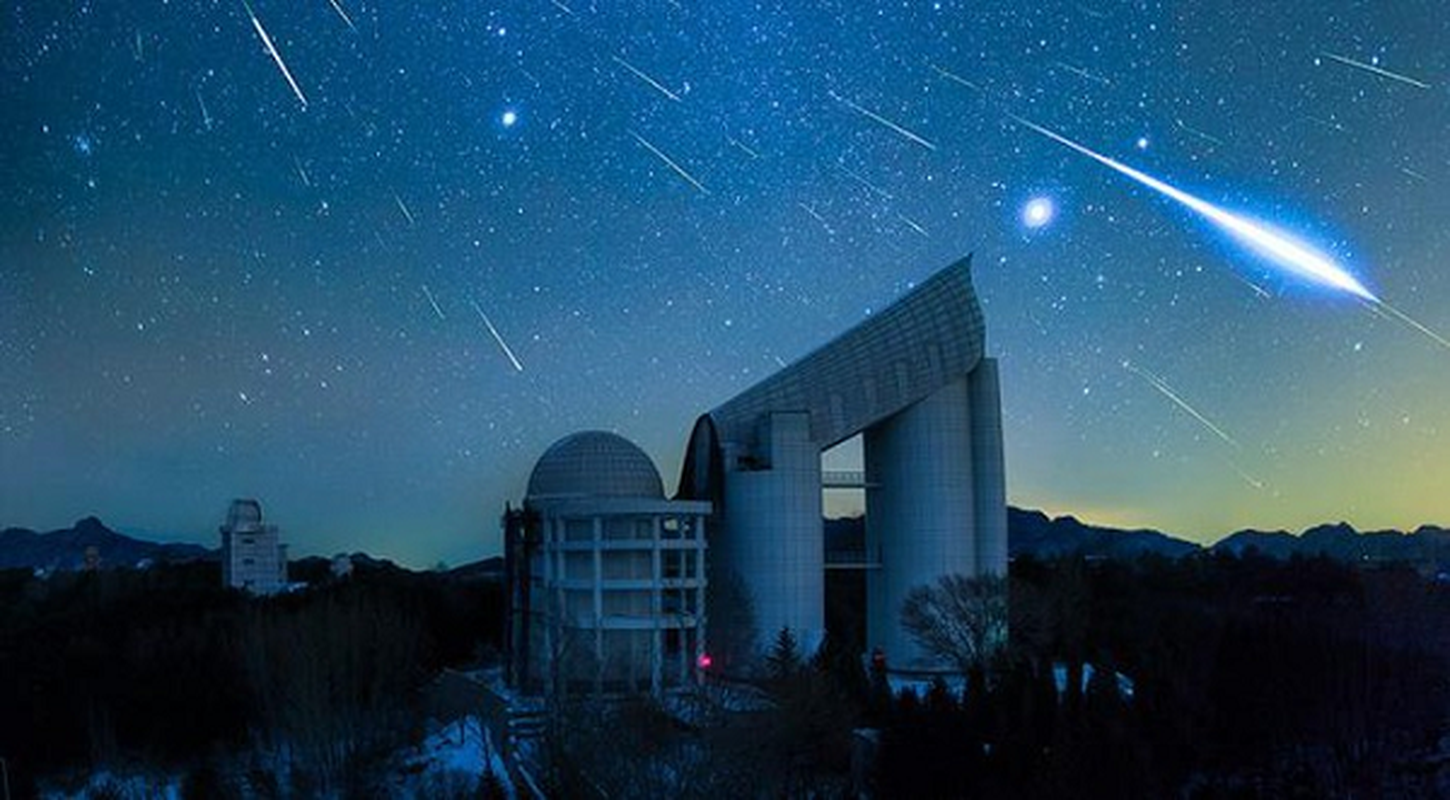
[798,203,836,234]
[1400,166,1428,183]
[1173,117,1223,147]
[421,284,445,321]
[1009,112,1450,351]
[195,88,213,130]
[1051,60,1112,86]
[293,156,312,187]
[242,0,309,109]
[1125,361,1239,449]
[470,299,525,372]
[549,0,575,14]
[1320,52,1429,89]
[898,214,929,238]
[325,0,358,32]
[1229,271,1272,299]
[727,135,760,159]
[837,163,893,199]
[612,55,682,102]
[928,63,985,93]
[829,90,937,151]
[392,192,416,225]
[629,130,710,194]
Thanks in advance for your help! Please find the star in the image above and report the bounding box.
[1022,196,1055,229]
[501,109,518,128]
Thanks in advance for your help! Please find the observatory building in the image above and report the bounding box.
[220,498,288,595]
[504,432,711,695]
[503,255,1005,685]
[678,255,1006,673]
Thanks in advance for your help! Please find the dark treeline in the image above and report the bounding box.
[867,552,1450,798]
[0,560,503,795]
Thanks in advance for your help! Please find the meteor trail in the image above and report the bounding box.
[393,192,415,225]
[798,203,835,234]
[1125,362,1239,449]
[898,214,929,238]
[421,284,445,320]
[927,63,984,93]
[1052,60,1112,86]
[1007,112,1375,301]
[727,135,760,159]
[613,55,682,102]
[829,90,937,151]
[836,162,893,199]
[325,0,358,32]
[629,130,710,194]
[195,88,213,130]
[471,299,525,372]
[1009,113,1450,351]
[1320,52,1429,89]
[242,0,308,109]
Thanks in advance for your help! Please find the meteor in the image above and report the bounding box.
[1320,52,1429,89]
[629,130,710,195]
[420,284,445,321]
[1125,362,1239,450]
[325,0,358,33]
[471,299,525,372]
[829,90,938,151]
[613,55,682,102]
[1010,113,1450,351]
[241,0,308,109]
[1007,112,1373,300]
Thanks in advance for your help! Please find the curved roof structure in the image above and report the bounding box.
[527,430,665,500]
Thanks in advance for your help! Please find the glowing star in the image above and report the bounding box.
[501,109,518,127]
[1022,196,1055,228]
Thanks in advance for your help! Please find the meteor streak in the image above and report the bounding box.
[1125,362,1239,450]
[325,0,358,32]
[613,55,682,102]
[927,63,984,93]
[629,130,710,194]
[421,284,445,321]
[1010,113,1450,351]
[1320,52,1429,89]
[829,90,937,151]
[1007,112,1375,301]
[393,192,415,225]
[898,214,929,238]
[471,299,525,372]
[242,0,308,109]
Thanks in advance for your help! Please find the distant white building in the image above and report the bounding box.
[221,498,287,594]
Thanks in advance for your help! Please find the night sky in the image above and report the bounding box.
[3,1,1448,567]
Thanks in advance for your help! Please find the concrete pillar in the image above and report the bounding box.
[864,376,977,672]
[718,412,824,662]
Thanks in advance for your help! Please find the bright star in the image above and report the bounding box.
[501,110,518,127]
[1022,196,1055,228]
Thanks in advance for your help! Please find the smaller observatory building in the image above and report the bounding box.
[504,432,712,695]
[220,498,288,595]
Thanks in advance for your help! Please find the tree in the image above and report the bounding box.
[765,626,802,682]
[900,573,1008,675]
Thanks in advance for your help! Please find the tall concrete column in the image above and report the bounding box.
[718,412,824,660]
[864,376,977,672]
[969,359,1008,576]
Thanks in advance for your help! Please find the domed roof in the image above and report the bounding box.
[526,431,664,500]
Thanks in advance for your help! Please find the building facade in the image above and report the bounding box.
[679,256,1006,673]
[220,498,288,595]
[505,432,711,696]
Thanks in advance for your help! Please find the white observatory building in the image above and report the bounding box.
[504,256,1006,685]
[504,432,711,695]
[220,498,288,595]
[678,256,1006,673]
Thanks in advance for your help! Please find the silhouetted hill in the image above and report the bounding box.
[0,517,212,571]
[1214,521,1450,565]
[1007,508,1201,559]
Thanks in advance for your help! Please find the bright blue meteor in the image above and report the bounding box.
[1006,112,1376,300]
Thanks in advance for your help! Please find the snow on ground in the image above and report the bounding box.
[384,716,516,799]
[41,769,182,800]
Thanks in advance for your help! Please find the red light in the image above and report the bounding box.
[697,653,712,669]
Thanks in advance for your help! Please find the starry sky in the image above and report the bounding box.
[3,1,1448,567]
